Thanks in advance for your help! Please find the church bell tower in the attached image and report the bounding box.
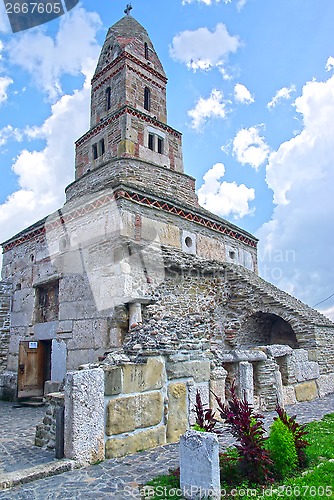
[74,10,188,186]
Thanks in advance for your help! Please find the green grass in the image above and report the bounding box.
[142,413,334,500]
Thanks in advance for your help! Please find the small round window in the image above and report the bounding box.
[229,250,236,259]
[185,236,193,248]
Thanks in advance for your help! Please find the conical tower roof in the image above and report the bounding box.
[94,15,166,78]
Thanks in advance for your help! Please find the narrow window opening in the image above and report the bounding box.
[144,42,149,60]
[92,144,98,160]
[148,133,154,151]
[100,138,105,156]
[157,137,163,154]
[144,87,151,111]
[106,87,111,110]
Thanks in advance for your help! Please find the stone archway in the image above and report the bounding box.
[238,311,299,349]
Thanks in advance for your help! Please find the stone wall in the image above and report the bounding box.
[35,392,65,449]
[0,282,12,373]
[103,354,215,458]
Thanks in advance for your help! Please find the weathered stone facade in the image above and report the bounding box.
[0,282,11,373]
[2,12,334,459]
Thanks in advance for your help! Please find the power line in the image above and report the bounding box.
[313,292,334,308]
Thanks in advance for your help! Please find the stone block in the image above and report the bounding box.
[51,339,67,381]
[316,373,334,398]
[44,380,61,396]
[166,360,210,383]
[264,345,293,358]
[180,430,220,500]
[57,320,73,334]
[234,349,267,362]
[282,386,297,406]
[166,382,188,443]
[106,391,163,435]
[34,322,58,340]
[64,368,105,464]
[104,366,122,396]
[210,374,226,422]
[118,139,135,156]
[295,380,318,402]
[105,424,166,458]
[66,348,95,371]
[196,234,225,262]
[188,382,209,426]
[239,361,254,405]
[141,217,180,248]
[122,357,165,393]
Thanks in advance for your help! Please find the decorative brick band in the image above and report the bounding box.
[76,106,181,146]
[3,188,257,253]
[92,51,167,85]
[116,191,258,249]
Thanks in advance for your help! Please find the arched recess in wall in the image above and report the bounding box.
[237,311,299,349]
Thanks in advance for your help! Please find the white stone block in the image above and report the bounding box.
[316,373,334,398]
[188,382,210,426]
[180,430,220,500]
[283,386,297,406]
[239,361,254,405]
[64,368,105,464]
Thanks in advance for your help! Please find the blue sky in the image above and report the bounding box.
[1,0,334,319]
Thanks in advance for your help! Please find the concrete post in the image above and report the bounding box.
[180,430,220,500]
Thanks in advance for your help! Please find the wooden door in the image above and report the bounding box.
[18,341,45,398]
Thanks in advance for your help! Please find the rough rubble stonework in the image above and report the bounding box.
[0,12,334,459]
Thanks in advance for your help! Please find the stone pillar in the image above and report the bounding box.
[128,302,142,329]
[64,368,105,464]
[210,367,227,420]
[239,361,254,405]
[180,430,220,500]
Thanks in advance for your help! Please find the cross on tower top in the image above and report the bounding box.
[124,3,132,16]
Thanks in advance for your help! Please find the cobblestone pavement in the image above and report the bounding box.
[0,394,333,499]
[0,402,55,474]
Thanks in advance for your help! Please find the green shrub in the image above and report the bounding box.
[267,418,298,479]
[219,448,242,485]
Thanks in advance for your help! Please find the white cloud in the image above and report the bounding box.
[181,0,247,8]
[198,163,255,219]
[0,125,23,146]
[188,89,227,131]
[0,9,100,254]
[169,23,240,71]
[232,126,269,169]
[0,1,10,33]
[236,0,247,10]
[6,7,101,99]
[319,305,334,322]
[325,56,334,72]
[257,74,334,308]
[234,83,254,104]
[267,85,296,109]
[182,0,222,4]
[0,81,92,247]
[0,76,13,104]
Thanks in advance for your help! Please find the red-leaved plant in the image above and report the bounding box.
[275,403,309,468]
[213,383,274,484]
[194,390,218,433]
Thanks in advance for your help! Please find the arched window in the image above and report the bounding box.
[144,87,151,111]
[144,42,149,60]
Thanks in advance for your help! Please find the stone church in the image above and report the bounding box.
[0,10,334,422]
